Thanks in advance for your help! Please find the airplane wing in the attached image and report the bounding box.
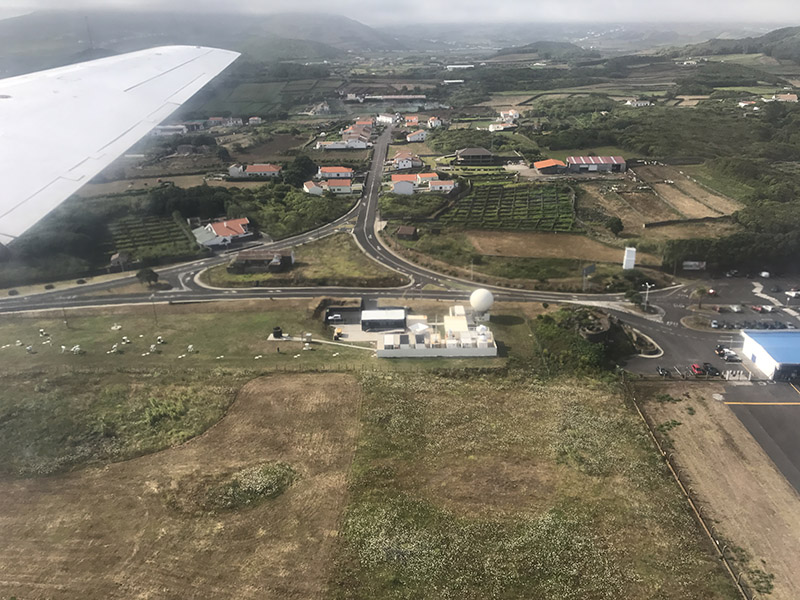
[0,45,240,246]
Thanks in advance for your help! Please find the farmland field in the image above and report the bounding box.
[108,215,200,260]
[438,183,575,231]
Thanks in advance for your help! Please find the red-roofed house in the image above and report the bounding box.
[416,172,439,184]
[405,115,419,127]
[245,163,282,178]
[406,129,428,143]
[192,217,253,248]
[317,166,354,179]
[391,173,417,195]
[326,179,352,194]
[303,181,324,195]
[429,180,456,193]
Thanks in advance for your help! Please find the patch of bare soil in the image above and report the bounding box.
[641,383,800,600]
[0,374,361,600]
[637,165,742,217]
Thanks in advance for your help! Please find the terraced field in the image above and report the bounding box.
[439,183,575,231]
[109,215,199,259]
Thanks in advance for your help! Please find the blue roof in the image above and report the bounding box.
[742,330,800,364]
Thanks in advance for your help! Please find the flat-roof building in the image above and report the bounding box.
[566,156,626,173]
[741,330,800,381]
[361,309,407,332]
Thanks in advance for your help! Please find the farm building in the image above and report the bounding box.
[377,113,401,125]
[244,164,281,178]
[566,156,626,173]
[625,99,651,107]
[396,225,418,240]
[499,109,520,122]
[741,330,800,380]
[362,309,407,332]
[316,138,369,150]
[406,129,428,143]
[488,123,516,132]
[192,217,252,248]
[533,159,566,174]
[152,125,188,136]
[455,147,494,165]
[227,248,295,274]
[317,166,353,179]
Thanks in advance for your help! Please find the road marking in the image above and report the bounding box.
[724,401,800,406]
[791,382,800,397]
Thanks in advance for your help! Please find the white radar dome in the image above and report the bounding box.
[470,288,494,312]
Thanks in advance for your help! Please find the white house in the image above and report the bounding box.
[406,129,428,143]
[326,179,352,194]
[625,99,652,107]
[391,174,417,195]
[318,166,353,179]
[248,116,263,125]
[416,172,439,184]
[303,181,324,195]
[429,180,456,193]
[488,123,516,132]
[316,138,369,150]
[245,164,282,178]
[228,163,245,178]
[392,180,415,195]
[377,113,399,125]
[499,109,520,122]
[392,151,423,170]
[428,116,442,129]
[192,217,252,247]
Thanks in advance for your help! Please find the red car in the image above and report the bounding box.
[751,305,764,313]
[690,363,706,376]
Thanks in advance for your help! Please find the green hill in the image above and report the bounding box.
[492,40,599,60]
[684,26,800,63]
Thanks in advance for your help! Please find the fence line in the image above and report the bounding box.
[621,375,758,600]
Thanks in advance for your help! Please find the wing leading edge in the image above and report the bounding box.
[0,45,240,246]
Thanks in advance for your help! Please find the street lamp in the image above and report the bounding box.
[642,282,655,311]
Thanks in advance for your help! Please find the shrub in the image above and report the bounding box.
[203,462,296,510]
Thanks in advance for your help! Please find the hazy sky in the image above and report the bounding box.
[1,0,799,25]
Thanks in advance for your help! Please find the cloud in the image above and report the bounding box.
[4,0,800,24]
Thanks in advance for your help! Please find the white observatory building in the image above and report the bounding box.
[377,288,498,358]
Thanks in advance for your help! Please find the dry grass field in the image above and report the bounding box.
[635,165,742,218]
[640,382,800,600]
[466,230,662,265]
[0,374,361,599]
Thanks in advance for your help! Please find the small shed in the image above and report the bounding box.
[396,226,418,241]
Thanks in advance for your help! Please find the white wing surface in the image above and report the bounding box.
[0,45,240,245]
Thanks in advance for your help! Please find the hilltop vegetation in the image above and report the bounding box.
[493,40,599,60]
[685,26,800,63]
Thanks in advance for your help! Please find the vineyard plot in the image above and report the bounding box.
[439,184,576,231]
[108,216,199,259]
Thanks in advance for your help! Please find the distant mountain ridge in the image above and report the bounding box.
[684,26,800,62]
[492,40,599,60]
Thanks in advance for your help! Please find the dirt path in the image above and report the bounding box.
[0,374,361,599]
[637,165,741,217]
[642,383,800,600]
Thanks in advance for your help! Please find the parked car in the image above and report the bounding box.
[751,305,764,313]
[710,320,719,328]
[724,351,742,362]
[730,305,743,313]
[708,289,718,296]
[715,344,727,356]
[702,362,721,376]
[656,365,671,377]
[690,363,706,376]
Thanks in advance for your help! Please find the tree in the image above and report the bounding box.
[693,286,708,308]
[606,216,624,237]
[136,268,159,287]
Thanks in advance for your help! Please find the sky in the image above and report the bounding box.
[1,0,799,25]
